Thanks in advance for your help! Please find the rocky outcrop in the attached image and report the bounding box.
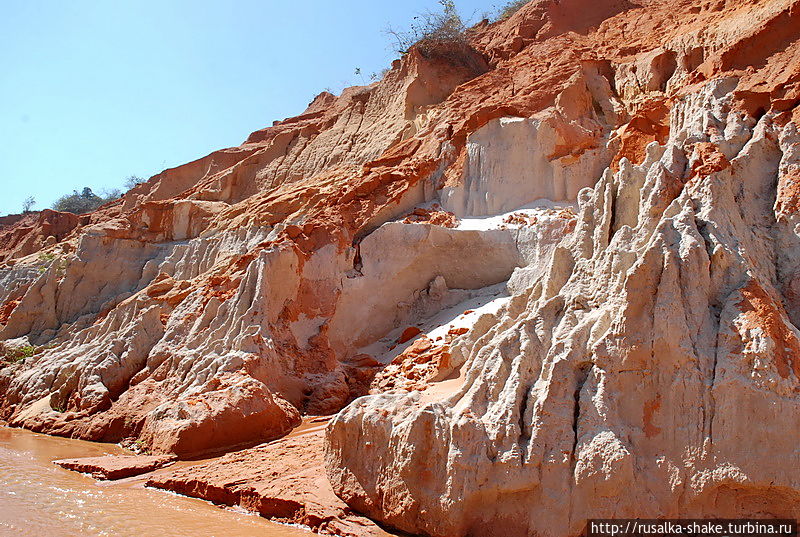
[0,210,84,264]
[2,0,800,534]
[147,420,390,537]
[440,114,611,217]
[325,1,800,536]
[54,454,175,480]
[328,80,800,536]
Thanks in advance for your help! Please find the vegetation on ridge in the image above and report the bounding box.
[52,187,118,214]
[48,175,144,215]
[385,0,468,58]
[497,0,528,20]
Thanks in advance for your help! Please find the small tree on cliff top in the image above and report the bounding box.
[22,196,36,213]
[124,175,146,190]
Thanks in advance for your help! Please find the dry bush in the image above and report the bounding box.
[498,0,528,20]
[385,1,470,60]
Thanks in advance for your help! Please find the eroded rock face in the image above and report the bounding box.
[326,9,800,534]
[2,0,800,533]
[0,36,502,458]
[441,111,612,217]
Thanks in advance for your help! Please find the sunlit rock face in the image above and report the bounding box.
[2,0,800,533]
[441,114,612,217]
[328,79,800,535]
[325,1,800,536]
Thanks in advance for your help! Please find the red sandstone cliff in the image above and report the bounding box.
[2,0,800,535]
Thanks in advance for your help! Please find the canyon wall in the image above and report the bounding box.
[2,0,799,535]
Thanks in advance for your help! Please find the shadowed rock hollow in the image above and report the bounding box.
[2,0,800,535]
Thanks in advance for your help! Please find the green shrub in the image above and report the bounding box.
[36,253,69,277]
[52,187,109,214]
[0,342,38,363]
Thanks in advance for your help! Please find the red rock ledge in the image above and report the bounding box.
[54,454,176,480]
[146,425,392,537]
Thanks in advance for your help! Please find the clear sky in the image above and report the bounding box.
[0,0,499,216]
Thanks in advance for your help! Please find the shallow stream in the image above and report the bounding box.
[0,427,311,537]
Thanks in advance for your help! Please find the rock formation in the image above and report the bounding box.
[146,418,387,537]
[53,454,176,480]
[2,0,800,535]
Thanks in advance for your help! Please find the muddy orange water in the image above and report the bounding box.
[0,427,312,537]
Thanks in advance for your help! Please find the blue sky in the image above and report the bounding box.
[0,0,499,216]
